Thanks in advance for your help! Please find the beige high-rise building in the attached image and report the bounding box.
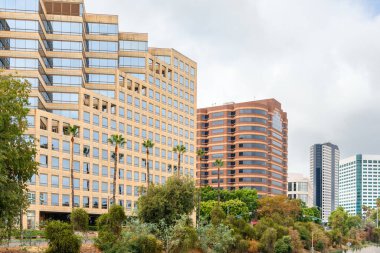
[0,0,197,228]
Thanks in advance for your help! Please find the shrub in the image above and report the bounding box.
[247,240,260,253]
[260,228,277,253]
[70,208,89,232]
[274,236,292,253]
[168,216,199,253]
[210,206,226,226]
[106,220,162,253]
[138,176,195,226]
[198,224,235,253]
[95,205,127,251]
[45,221,81,253]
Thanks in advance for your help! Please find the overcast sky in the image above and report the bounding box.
[88,0,380,176]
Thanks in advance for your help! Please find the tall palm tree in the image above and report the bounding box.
[142,140,154,190]
[213,159,224,206]
[108,134,126,204]
[67,125,79,209]
[196,149,205,227]
[173,144,187,176]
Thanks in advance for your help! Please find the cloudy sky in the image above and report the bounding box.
[88,0,380,176]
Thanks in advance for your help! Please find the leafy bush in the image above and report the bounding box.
[70,208,89,232]
[260,228,277,253]
[168,216,198,253]
[95,205,127,251]
[105,220,162,253]
[45,221,81,253]
[210,206,226,226]
[274,236,292,253]
[247,240,260,253]
[138,176,195,226]
[198,224,235,253]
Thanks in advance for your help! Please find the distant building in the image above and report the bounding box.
[310,143,340,222]
[339,154,380,216]
[197,99,288,197]
[287,173,313,207]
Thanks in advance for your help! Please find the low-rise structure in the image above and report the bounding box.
[287,173,313,207]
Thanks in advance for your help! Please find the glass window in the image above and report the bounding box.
[119,57,146,68]
[40,193,48,205]
[52,157,59,169]
[119,41,148,52]
[39,155,48,167]
[44,58,82,69]
[87,58,118,68]
[0,0,39,13]
[4,19,39,32]
[62,177,70,189]
[87,74,115,84]
[86,23,118,35]
[44,21,83,35]
[51,175,59,187]
[87,40,118,53]
[39,174,48,186]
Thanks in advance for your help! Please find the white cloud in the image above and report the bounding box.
[87,0,380,175]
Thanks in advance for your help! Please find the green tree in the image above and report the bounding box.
[198,224,235,253]
[196,149,206,227]
[67,125,79,209]
[45,221,81,253]
[260,228,277,253]
[301,205,321,223]
[213,159,224,206]
[108,134,126,203]
[210,206,226,226]
[221,199,249,221]
[0,75,38,243]
[70,208,89,232]
[142,139,154,189]
[201,186,258,219]
[274,236,292,253]
[168,215,198,253]
[138,176,195,226]
[172,144,186,176]
[95,205,127,251]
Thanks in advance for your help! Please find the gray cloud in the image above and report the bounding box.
[88,0,380,175]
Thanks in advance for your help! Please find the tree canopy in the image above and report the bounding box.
[138,176,195,225]
[0,75,38,242]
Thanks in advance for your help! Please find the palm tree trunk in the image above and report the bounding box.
[146,150,150,189]
[112,145,118,204]
[177,153,181,176]
[71,137,75,209]
[217,166,220,206]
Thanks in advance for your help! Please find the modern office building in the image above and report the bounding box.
[287,173,313,207]
[310,142,340,222]
[197,99,288,197]
[339,154,380,216]
[0,0,197,228]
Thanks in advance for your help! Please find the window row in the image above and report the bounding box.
[28,192,138,210]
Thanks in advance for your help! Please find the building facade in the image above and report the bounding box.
[197,99,288,197]
[287,173,313,207]
[0,0,197,228]
[310,142,340,222]
[339,154,380,216]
